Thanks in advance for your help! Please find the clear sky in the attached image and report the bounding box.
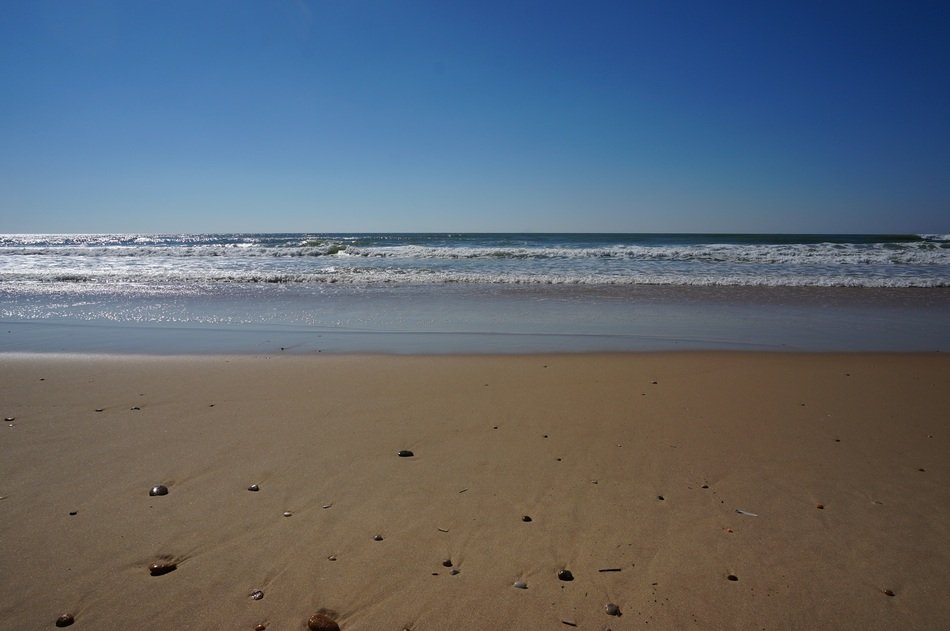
[1,0,948,234]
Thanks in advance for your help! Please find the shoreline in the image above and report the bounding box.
[2,352,948,629]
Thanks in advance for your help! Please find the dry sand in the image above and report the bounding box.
[1,352,948,630]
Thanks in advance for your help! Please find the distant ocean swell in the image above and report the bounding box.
[1,233,948,289]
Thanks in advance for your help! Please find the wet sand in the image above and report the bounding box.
[1,352,948,629]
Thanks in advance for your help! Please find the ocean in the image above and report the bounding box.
[2,233,948,354]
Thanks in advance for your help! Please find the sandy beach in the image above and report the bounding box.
[1,352,948,630]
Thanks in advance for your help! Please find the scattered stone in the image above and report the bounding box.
[605,602,621,616]
[69,511,77,516]
[918,468,926,472]
[327,555,337,561]
[817,504,825,510]
[149,485,168,497]
[55,613,75,627]
[131,406,141,411]
[249,589,264,600]
[557,569,574,581]
[657,495,665,501]
[543,434,549,438]
[522,515,532,522]
[255,625,267,631]
[4,417,14,422]
[701,484,709,489]
[883,588,895,597]
[450,568,460,575]
[322,503,333,509]
[442,559,453,567]
[95,408,104,412]
[248,484,260,492]
[561,620,578,627]
[373,534,383,541]
[307,612,341,631]
[727,574,739,581]
[283,511,293,517]
[437,527,449,533]
[397,450,414,457]
[513,580,528,589]
[149,561,177,576]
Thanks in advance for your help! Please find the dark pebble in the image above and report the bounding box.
[131,406,141,411]
[442,559,453,567]
[883,589,895,597]
[701,484,709,489]
[3,417,14,422]
[817,504,825,510]
[373,534,384,541]
[69,511,77,516]
[307,613,341,631]
[149,485,169,496]
[248,484,260,492]
[522,515,532,522]
[513,580,528,589]
[249,589,264,600]
[657,495,665,501]
[55,613,75,627]
[95,408,103,412]
[557,569,574,581]
[727,574,738,581]
[605,602,621,616]
[255,625,267,631]
[397,450,414,457]
[149,562,177,576]
[450,568,460,575]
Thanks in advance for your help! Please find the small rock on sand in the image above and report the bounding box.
[397,450,414,457]
[248,484,260,492]
[149,485,168,496]
[55,613,75,627]
[513,580,527,589]
[307,612,341,631]
[149,562,177,576]
[605,602,621,616]
[557,569,574,581]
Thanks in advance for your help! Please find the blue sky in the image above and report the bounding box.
[1,0,948,233]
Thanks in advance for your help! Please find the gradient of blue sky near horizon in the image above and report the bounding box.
[1,1,948,234]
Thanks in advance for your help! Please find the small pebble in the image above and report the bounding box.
[327,555,337,561]
[521,515,532,522]
[307,613,341,631]
[817,504,825,510]
[255,625,267,631]
[149,485,168,497]
[442,559,453,567]
[4,417,14,422]
[883,588,895,597]
[95,408,104,412]
[701,484,709,489]
[450,568,460,575]
[397,450,414,457]
[657,495,665,501]
[727,574,739,581]
[248,484,260,492]
[373,534,383,541]
[605,602,621,616]
[513,580,527,589]
[131,406,141,411]
[249,589,264,600]
[283,511,293,517]
[55,613,75,627]
[68,511,77,516]
[149,562,177,576]
[557,569,574,581]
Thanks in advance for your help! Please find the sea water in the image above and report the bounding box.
[1,233,948,353]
